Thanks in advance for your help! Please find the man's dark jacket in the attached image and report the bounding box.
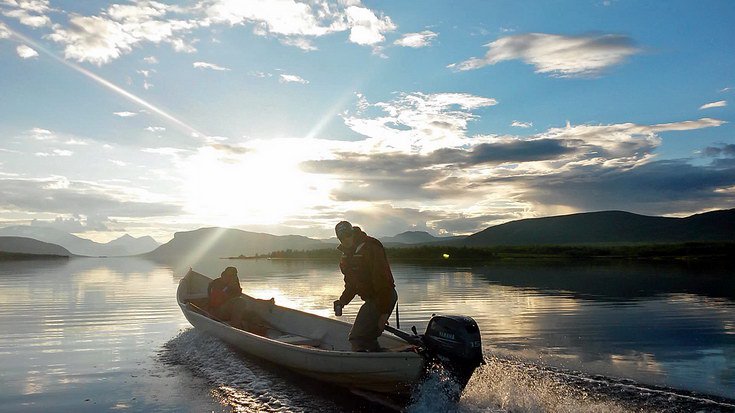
[337,228,396,314]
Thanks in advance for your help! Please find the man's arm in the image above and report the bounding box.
[370,241,395,315]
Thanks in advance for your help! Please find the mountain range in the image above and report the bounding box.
[0,225,159,256]
[143,227,327,262]
[1,208,733,260]
[0,236,72,257]
[452,209,735,246]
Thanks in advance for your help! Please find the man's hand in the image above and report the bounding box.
[333,300,343,316]
[377,313,390,333]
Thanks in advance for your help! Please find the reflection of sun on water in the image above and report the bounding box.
[183,142,336,226]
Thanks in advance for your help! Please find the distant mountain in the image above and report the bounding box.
[143,227,327,262]
[452,209,735,247]
[105,234,160,256]
[0,226,160,256]
[380,231,465,246]
[0,236,72,256]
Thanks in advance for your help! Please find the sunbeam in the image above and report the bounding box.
[4,25,207,140]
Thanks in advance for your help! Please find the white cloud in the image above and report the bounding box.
[27,127,54,140]
[2,0,51,28]
[35,149,73,157]
[0,22,10,38]
[719,87,732,93]
[193,61,231,71]
[344,5,396,46]
[279,36,317,51]
[145,126,166,132]
[203,0,395,48]
[143,55,158,64]
[394,30,437,48]
[450,33,640,77]
[343,92,498,153]
[63,139,88,146]
[16,44,38,59]
[279,74,309,84]
[249,71,273,78]
[113,111,138,117]
[48,1,198,65]
[511,121,533,128]
[699,100,727,110]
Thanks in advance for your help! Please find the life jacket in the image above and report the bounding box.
[208,277,239,308]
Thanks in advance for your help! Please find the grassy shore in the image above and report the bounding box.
[231,242,735,263]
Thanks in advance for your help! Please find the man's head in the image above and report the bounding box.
[335,220,354,246]
[221,266,237,279]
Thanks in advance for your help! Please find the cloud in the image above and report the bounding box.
[193,61,231,71]
[48,1,198,65]
[15,44,38,58]
[35,149,73,157]
[344,5,396,45]
[511,120,532,128]
[31,215,108,233]
[1,0,51,28]
[202,0,395,48]
[394,30,438,48]
[342,91,498,152]
[0,22,10,38]
[279,74,309,84]
[702,144,735,158]
[113,111,138,117]
[450,33,640,77]
[145,126,166,132]
[699,100,727,110]
[0,177,182,223]
[143,55,158,64]
[301,91,727,227]
[249,71,273,78]
[279,36,317,51]
[510,159,735,216]
[26,127,54,140]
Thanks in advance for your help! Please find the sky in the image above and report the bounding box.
[0,0,734,242]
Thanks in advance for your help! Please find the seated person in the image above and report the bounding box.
[208,266,274,334]
[208,266,243,320]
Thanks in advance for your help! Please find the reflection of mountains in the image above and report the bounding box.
[467,261,735,301]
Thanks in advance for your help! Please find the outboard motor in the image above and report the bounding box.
[422,315,483,396]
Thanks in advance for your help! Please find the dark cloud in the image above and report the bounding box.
[703,144,735,158]
[508,160,735,215]
[432,139,574,166]
[0,178,182,224]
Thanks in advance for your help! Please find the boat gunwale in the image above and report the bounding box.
[177,272,422,360]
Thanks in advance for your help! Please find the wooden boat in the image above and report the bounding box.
[177,269,483,397]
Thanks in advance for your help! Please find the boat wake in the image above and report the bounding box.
[160,329,361,412]
[162,329,735,412]
[408,356,735,413]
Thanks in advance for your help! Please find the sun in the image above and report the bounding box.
[182,140,336,227]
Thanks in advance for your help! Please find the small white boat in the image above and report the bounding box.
[177,269,483,397]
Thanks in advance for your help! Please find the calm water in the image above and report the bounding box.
[0,257,733,412]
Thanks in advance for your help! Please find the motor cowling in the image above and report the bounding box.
[423,315,482,364]
[422,315,483,395]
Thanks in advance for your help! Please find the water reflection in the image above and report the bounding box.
[0,257,733,411]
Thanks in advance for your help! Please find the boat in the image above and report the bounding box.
[177,269,483,399]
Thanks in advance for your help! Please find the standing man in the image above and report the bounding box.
[333,221,398,352]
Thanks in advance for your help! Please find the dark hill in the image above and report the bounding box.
[0,236,72,256]
[143,227,327,262]
[454,209,735,246]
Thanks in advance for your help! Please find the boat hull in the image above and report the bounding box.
[177,270,424,394]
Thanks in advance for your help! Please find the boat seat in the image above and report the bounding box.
[269,332,322,347]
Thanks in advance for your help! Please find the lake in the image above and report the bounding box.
[0,257,733,412]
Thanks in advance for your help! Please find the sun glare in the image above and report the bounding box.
[183,141,335,227]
